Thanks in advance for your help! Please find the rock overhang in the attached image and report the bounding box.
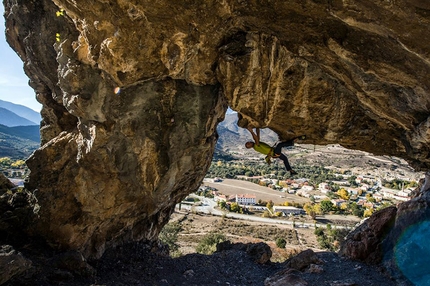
[3,0,430,257]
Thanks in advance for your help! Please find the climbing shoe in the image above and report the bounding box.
[290,170,298,175]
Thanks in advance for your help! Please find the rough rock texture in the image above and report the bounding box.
[5,0,226,259]
[339,206,397,264]
[264,250,398,286]
[217,241,273,264]
[3,0,430,261]
[0,187,39,247]
[0,174,15,192]
[0,245,32,285]
[285,249,322,271]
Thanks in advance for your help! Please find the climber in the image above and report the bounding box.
[245,126,305,175]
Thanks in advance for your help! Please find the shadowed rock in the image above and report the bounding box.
[0,245,32,285]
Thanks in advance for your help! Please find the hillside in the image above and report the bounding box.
[0,99,41,125]
[0,124,39,159]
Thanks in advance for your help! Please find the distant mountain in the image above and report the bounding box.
[0,107,37,127]
[0,99,41,125]
[0,124,39,159]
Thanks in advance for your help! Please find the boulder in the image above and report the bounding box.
[285,249,322,271]
[339,206,397,264]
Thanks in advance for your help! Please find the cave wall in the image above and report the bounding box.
[3,0,430,258]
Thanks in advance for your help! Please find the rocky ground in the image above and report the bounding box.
[3,212,411,286]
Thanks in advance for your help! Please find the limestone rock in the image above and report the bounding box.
[285,249,322,271]
[265,269,308,286]
[216,241,272,264]
[265,273,308,286]
[3,0,430,259]
[246,242,272,264]
[339,206,397,264]
[0,173,15,193]
[0,245,32,285]
[50,251,95,277]
[0,189,39,247]
[307,263,324,273]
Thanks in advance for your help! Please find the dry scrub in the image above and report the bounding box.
[169,211,320,262]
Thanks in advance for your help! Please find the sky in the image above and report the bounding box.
[0,5,41,112]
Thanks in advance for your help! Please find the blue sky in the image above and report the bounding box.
[0,5,41,112]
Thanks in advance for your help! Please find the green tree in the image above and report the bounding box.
[274,211,283,217]
[349,202,364,217]
[320,200,333,214]
[348,175,358,187]
[303,202,317,219]
[230,202,241,213]
[0,157,12,166]
[266,200,274,211]
[275,237,286,248]
[159,222,182,257]
[196,233,226,255]
[245,171,254,177]
[218,200,227,209]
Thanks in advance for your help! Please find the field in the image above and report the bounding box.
[203,178,308,205]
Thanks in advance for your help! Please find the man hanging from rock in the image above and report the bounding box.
[245,126,305,176]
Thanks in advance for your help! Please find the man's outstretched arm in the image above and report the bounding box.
[247,127,260,145]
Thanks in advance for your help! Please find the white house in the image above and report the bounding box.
[347,188,360,195]
[331,199,347,207]
[373,192,384,201]
[235,194,256,205]
[291,183,300,189]
[273,206,305,216]
[318,183,331,193]
[360,184,370,191]
[301,185,314,192]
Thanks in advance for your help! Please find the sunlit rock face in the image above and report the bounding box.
[4,0,430,258]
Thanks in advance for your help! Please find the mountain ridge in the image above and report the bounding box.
[0,107,37,127]
[0,99,41,125]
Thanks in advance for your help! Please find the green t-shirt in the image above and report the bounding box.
[253,141,273,156]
